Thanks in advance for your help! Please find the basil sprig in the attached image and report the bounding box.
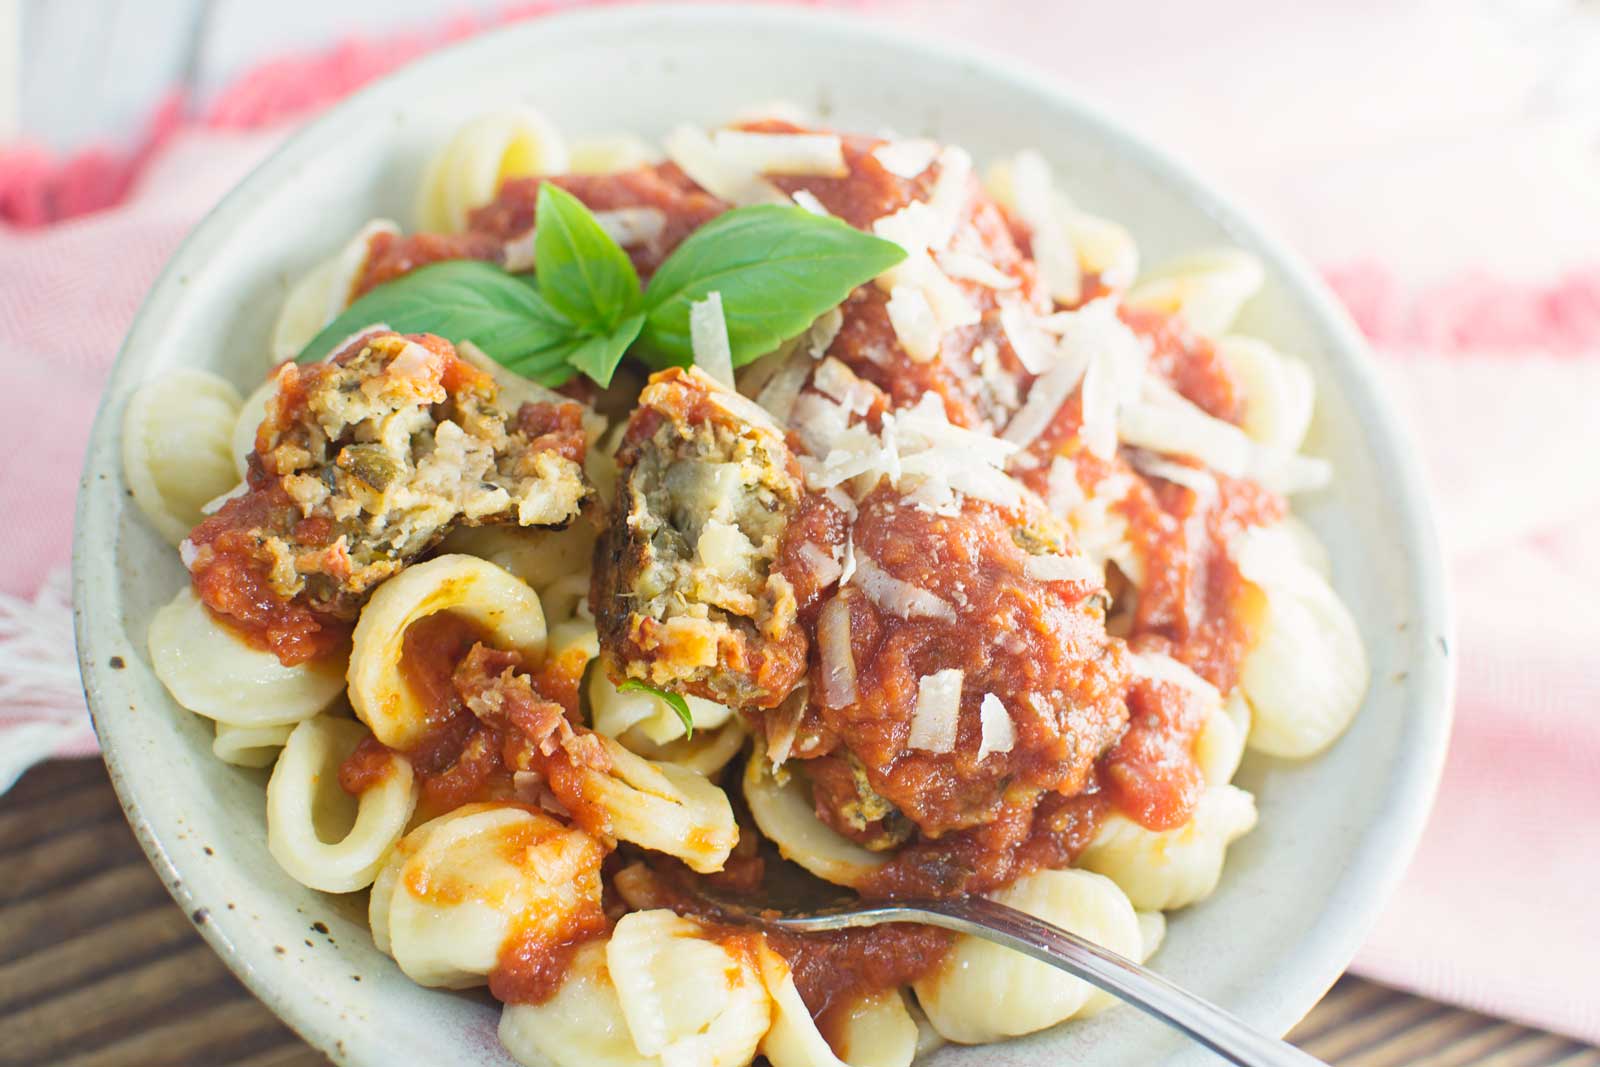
[298,183,904,387]
[616,679,696,739]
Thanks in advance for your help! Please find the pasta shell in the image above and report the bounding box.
[755,944,917,1067]
[590,669,734,745]
[741,754,886,889]
[212,720,294,769]
[1237,538,1369,759]
[1126,247,1265,338]
[270,219,399,363]
[436,523,598,597]
[230,377,277,480]
[148,586,346,726]
[266,715,416,893]
[371,803,605,989]
[581,735,738,873]
[1079,909,1168,1017]
[1077,784,1258,911]
[416,109,570,233]
[1193,688,1253,787]
[347,554,545,749]
[1217,335,1316,453]
[123,369,242,546]
[569,134,661,175]
[499,942,659,1067]
[606,910,770,1067]
[913,868,1141,1043]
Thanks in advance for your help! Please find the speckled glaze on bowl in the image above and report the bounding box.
[72,6,1454,1065]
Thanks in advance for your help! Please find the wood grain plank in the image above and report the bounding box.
[1294,992,1450,1062]
[51,996,292,1067]
[232,1042,335,1067]
[0,777,123,852]
[1,942,235,1062]
[0,860,170,963]
[2,760,1596,1067]
[1,813,147,904]
[0,900,193,1015]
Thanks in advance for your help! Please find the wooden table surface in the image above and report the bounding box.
[2,759,1594,1067]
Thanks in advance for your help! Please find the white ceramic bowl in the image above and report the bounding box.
[73,6,1454,1065]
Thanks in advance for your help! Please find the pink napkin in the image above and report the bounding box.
[2,0,1596,1047]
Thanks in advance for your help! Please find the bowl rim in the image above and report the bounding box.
[73,4,1456,1064]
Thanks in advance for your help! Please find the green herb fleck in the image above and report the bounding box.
[616,679,695,740]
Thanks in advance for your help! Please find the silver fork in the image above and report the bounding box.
[723,893,1329,1067]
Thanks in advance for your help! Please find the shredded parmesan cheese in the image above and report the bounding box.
[664,125,786,206]
[593,207,668,248]
[873,138,939,179]
[790,189,831,217]
[806,307,844,359]
[817,596,859,709]
[1010,150,1082,304]
[977,692,1016,758]
[1130,650,1217,696]
[712,130,848,177]
[939,250,1020,290]
[1001,345,1090,447]
[999,304,1056,374]
[853,555,956,621]
[886,286,941,362]
[1130,453,1218,497]
[910,669,964,753]
[1023,553,1102,584]
[689,292,735,387]
[501,227,537,272]
[797,541,844,586]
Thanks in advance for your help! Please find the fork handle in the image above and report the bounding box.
[880,897,1328,1067]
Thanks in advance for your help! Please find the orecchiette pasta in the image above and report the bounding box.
[742,753,886,889]
[913,869,1142,1044]
[416,108,569,233]
[266,715,417,893]
[1194,688,1253,787]
[148,587,346,726]
[590,669,734,746]
[577,735,738,873]
[230,376,277,479]
[759,940,918,1067]
[436,522,598,594]
[499,942,659,1067]
[569,133,661,174]
[1077,783,1259,911]
[1126,247,1266,338]
[1218,335,1316,454]
[607,910,771,1067]
[612,718,748,778]
[123,369,242,546]
[982,157,1141,292]
[212,720,294,769]
[347,554,546,749]
[821,988,919,1067]
[369,803,605,989]
[1079,910,1168,1018]
[270,218,400,363]
[1236,525,1369,758]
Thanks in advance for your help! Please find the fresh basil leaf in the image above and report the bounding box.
[636,205,905,368]
[616,679,695,740]
[561,313,645,388]
[534,183,641,331]
[296,260,577,374]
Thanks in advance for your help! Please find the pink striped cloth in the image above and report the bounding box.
[2,0,1596,1047]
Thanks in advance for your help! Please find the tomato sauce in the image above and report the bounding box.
[489,910,610,1005]
[185,480,351,665]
